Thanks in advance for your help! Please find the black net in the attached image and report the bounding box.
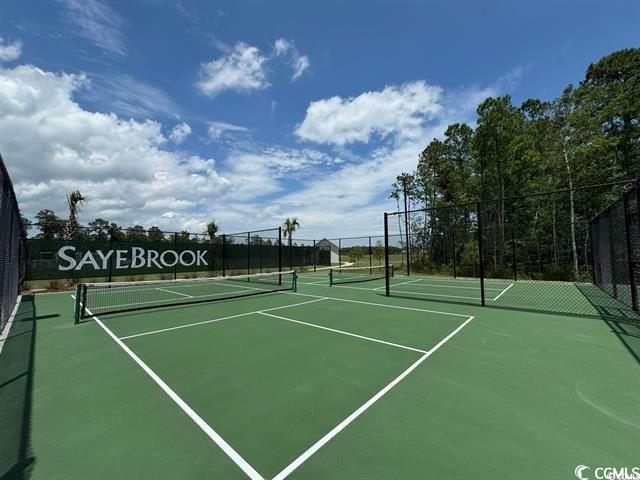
[330,264,392,285]
[0,154,25,334]
[77,270,297,319]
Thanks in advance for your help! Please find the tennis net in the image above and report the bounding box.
[329,265,393,285]
[74,270,297,321]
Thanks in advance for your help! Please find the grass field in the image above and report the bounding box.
[1,271,639,479]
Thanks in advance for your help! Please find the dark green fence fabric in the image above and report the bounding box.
[25,236,330,281]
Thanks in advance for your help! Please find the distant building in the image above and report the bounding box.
[316,238,339,264]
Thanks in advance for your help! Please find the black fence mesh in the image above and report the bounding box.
[0,154,25,334]
[590,185,640,314]
[385,181,640,320]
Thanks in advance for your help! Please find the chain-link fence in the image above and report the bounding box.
[590,184,640,315]
[385,180,640,320]
[0,153,25,334]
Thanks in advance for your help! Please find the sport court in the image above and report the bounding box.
[3,268,639,479]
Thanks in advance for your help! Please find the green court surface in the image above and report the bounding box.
[2,272,640,479]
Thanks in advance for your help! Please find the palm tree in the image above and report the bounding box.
[204,220,219,242]
[282,217,300,269]
[64,190,86,240]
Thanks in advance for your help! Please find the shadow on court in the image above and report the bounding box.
[0,295,43,480]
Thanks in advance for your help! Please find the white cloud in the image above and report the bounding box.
[273,38,292,56]
[273,37,310,81]
[292,55,310,80]
[295,81,443,146]
[61,0,127,56]
[207,121,250,140]
[0,64,231,232]
[222,147,342,201]
[0,38,22,62]
[82,75,180,119]
[169,122,192,144]
[197,42,269,96]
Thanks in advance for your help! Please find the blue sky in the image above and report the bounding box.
[1,0,638,238]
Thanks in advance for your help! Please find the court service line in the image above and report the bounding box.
[258,311,427,354]
[492,283,514,301]
[280,290,471,318]
[155,287,193,298]
[272,314,475,480]
[118,298,329,340]
[82,304,265,480]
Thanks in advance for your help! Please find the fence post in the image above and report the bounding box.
[607,207,618,299]
[173,233,178,280]
[404,213,410,278]
[511,226,517,282]
[339,238,342,266]
[623,190,638,311]
[369,236,372,273]
[278,226,282,272]
[259,236,263,274]
[452,230,457,279]
[589,222,597,285]
[403,178,411,277]
[477,202,486,307]
[108,236,114,282]
[384,213,390,297]
[247,232,251,275]
[313,239,317,272]
[222,234,226,277]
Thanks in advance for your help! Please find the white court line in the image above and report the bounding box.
[389,289,481,301]
[280,290,470,318]
[272,314,475,480]
[156,287,193,298]
[259,311,427,354]
[0,295,22,356]
[385,280,505,292]
[119,298,329,340]
[492,283,514,301]
[80,303,265,480]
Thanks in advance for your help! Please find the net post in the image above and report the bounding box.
[623,190,638,312]
[329,268,334,286]
[452,230,457,279]
[384,213,390,297]
[511,226,517,282]
[477,202,486,307]
[222,234,226,277]
[293,271,298,292]
[74,283,82,324]
[313,239,317,272]
[247,232,251,275]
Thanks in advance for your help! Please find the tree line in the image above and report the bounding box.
[389,48,640,280]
